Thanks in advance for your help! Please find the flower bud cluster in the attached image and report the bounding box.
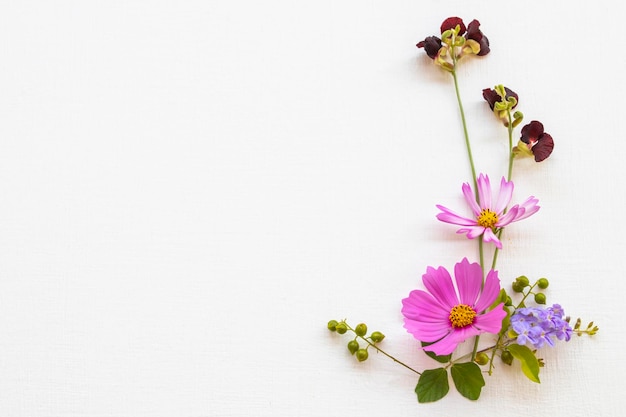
[327,320,385,363]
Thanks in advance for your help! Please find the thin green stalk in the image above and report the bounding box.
[451,68,478,193]
[490,109,516,270]
[360,337,422,376]
[344,322,422,375]
[451,64,484,361]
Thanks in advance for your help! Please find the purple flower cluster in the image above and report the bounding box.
[510,304,573,349]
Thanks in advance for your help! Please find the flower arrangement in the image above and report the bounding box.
[327,16,598,403]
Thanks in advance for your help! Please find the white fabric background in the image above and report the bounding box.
[0,1,623,415]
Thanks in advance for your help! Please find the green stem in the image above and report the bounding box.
[451,68,478,193]
[360,336,422,376]
[451,62,484,362]
[343,322,422,375]
[490,109,516,270]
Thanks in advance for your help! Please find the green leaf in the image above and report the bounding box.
[450,362,485,400]
[421,342,452,364]
[415,368,449,403]
[507,344,541,383]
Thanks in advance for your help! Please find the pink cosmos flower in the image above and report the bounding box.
[436,174,539,249]
[402,258,507,356]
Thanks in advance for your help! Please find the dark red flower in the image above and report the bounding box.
[482,87,518,111]
[520,121,554,162]
[466,20,490,56]
[416,36,442,59]
[440,17,466,35]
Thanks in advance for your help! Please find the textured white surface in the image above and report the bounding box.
[0,1,623,415]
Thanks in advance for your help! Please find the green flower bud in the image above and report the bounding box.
[537,278,549,289]
[336,322,348,334]
[370,331,385,343]
[501,350,513,366]
[327,320,339,331]
[355,323,367,337]
[347,340,359,355]
[516,276,529,287]
[534,292,547,304]
[475,352,489,366]
[356,349,369,362]
[512,282,525,293]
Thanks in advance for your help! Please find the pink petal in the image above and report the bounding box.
[494,177,514,214]
[462,182,481,215]
[457,226,485,239]
[496,205,520,227]
[402,290,449,320]
[474,269,501,312]
[436,205,476,226]
[422,266,459,308]
[515,196,540,220]
[476,174,492,210]
[454,258,482,305]
[473,303,507,333]
[404,319,451,342]
[421,332,459,356]
[482,228,502,249]
[425,326,480,356]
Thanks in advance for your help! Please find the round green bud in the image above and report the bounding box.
[327,320,339,331]
[512,282,525,293]
[516,276,529,287]
[475,352,489,366]
[355,323,367,337]
[501,350,513,366]
[356,349,369,362]
[347,340,359,355]
[370,331,385,343]
[537,278,549,289]
[335,323,348,334]
[534,292,547,305]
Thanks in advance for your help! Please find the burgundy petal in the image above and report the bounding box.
[520,120,545,144]
[532,133,554,162]
[440,17,466,35]
[482,88,500,110]
[482,87,519,110]
[466,19,490,56]
[417,36,442,59]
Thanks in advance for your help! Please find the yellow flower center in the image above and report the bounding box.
[477,209,498,229]
[449,304,477,328]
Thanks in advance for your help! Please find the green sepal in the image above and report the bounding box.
[489,288,507,309]
[415,368,449,403]
[450,362,485,401]
[421,341,452,363]
[507,344,541,383]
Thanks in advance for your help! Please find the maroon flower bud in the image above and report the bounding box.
[466,20,490,56]
[520,120,554,162]
[416,36,442,59]
[482,87,519,111]
[440,17,466,35]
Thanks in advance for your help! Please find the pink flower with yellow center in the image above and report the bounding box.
[436,174,539,249]
[402,258,507,356]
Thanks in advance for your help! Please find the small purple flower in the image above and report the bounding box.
[509,304,572,349]
[520,121,554,162]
